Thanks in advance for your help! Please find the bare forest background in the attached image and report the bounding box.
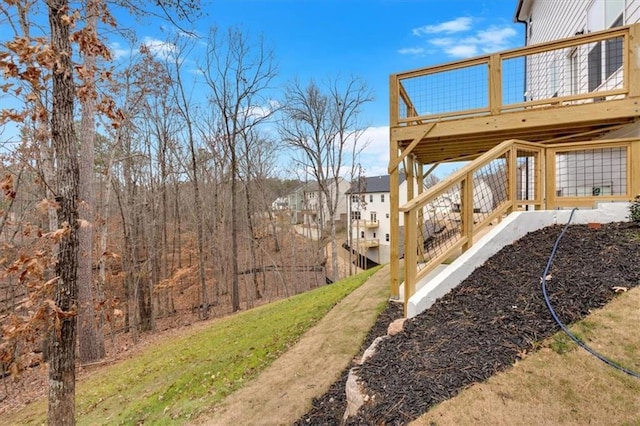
[0,0,373,422]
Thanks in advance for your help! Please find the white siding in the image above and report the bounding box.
[527,0,589,45]
[348,179,417,264]
[555,147,627,196]
[525,0,639,45]
[521,0,636,197]
[627,0,640,22]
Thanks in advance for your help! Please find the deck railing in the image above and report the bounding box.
[357,219,379,229]
[399,138,640,310]
[391,25,638,126]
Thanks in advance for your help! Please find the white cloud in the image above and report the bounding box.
[356,126,390,177]
[412,17,473,36]
[445,44,478,58]
[109,42,130,60]
[474,26,518,52]
[398,47,425,56]
[403,15,518,60]
[423,25,517,59]
[360,126,389,156]
[142,36,177,59]
[245,105,273,120]
[279,126,391,180]
[428,37,455,48]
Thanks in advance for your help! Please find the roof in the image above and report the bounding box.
[345,174,406,194]
[294,177,348,194]
[514,0,532,23]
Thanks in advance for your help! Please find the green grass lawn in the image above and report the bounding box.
[9,266,381,425]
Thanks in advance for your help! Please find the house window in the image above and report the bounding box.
[369,194,373,203]
[605,14,623,78]
[588,43,602,92]
[373,232,376,238]
[385,233,390,242]
[587,0,624,91]
[350,211,361,220]
[360,231,365,238]
[569,49,579,95]
[386,213,389,218]
[370,212,377,222]
[381,194,385,202]
[351,195,359,203]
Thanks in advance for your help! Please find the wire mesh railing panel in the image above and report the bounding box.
[555,146,627,197]
[399,64,489,119]
[470,155,508,226]
[516,149,540,203]
[501,56,526,105]
[416,183,463,274]
[399,97,408,121]
[393,27,630,125]
[503,34,624,108]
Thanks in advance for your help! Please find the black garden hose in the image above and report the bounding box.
[541,208,640,379]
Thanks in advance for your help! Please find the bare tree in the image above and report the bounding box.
[279,76,372,282]
[1,0,201,421]
[165,37,210,319]
[200,26,277,312]
[238,128,280,301]
[47,0,80,422]
[77,0,106,364]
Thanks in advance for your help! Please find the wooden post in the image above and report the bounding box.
[489,54,502,115]
[508,147,518,212]
[461,173,474,252]
[536,147,546,210]
[545,147,557,210]
[630,141,640,197]
[403,209,417,316]
[627,24,640,98]
[389,75,400,299]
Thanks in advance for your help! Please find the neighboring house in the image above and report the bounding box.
[347,174,433,264]
[346,174,495,265]
[449,179,495,213]
[287,185,305,224]
[271,197,289,211]
[291,178,350,228]
[346,174,397,265]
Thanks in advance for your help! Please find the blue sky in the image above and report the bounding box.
[1,0,525,179]
[178,0,525,177]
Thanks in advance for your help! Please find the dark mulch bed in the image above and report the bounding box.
[296,222,640,425]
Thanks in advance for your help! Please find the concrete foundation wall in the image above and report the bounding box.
[406,203,631,318]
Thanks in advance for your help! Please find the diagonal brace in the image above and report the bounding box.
[388,123,435,174]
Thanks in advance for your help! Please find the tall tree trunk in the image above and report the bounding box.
[188,134,208,319]
[134,200,152,331]
[48,0,79,423]
[244,184,262,300]
[98,167,114,352]
[77,0,105,364]
[231,152,240,312]
[266,209,280,252]
[330,219,338,282]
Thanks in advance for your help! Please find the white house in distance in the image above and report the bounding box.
[515,0,638,199]
[346,174,437,265]
[295,177,350,228]
[346,174,497,265]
